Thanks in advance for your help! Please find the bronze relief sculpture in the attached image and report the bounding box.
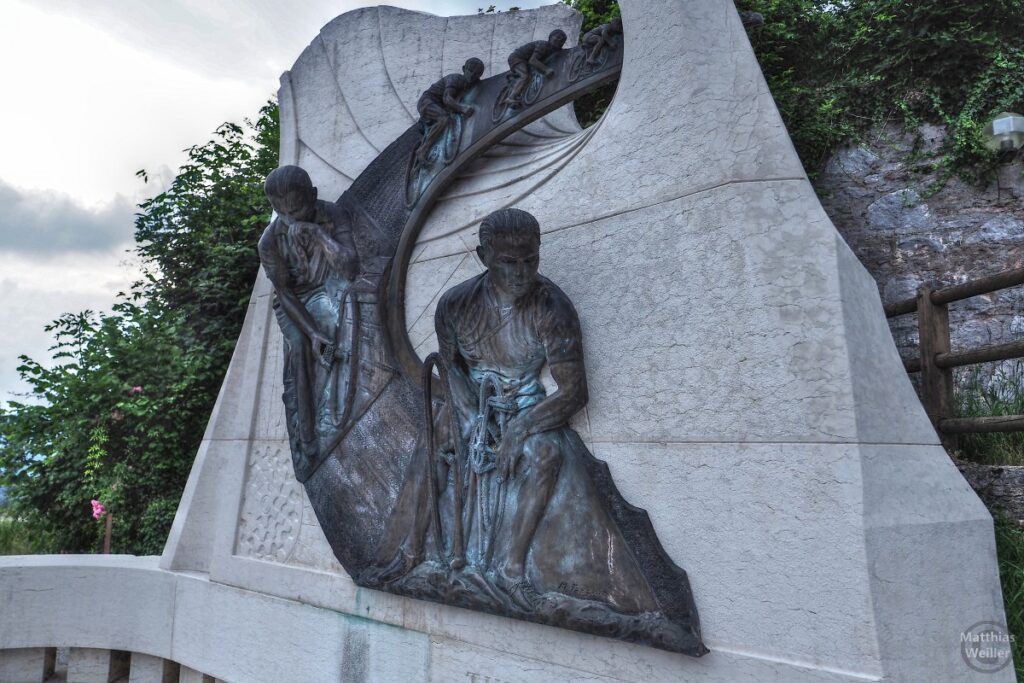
[406,57,484,207]
[260,22,706,656]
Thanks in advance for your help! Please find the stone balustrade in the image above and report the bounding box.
[0,556,399,683]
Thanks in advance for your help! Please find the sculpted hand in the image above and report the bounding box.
[431,402,455,458]
[309,330,333,365]
[462,105,476,118]
[544,67,556,79]
[496,423,526,482]
[288,220,318,241]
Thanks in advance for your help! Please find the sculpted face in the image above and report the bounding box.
[269,186,317,226]
[481,234,540,301]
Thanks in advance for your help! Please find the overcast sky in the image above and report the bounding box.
[0,0,548,405]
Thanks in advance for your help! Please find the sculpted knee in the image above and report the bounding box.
[523,433,562,476]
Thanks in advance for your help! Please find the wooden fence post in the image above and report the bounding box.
[917,285,956,448]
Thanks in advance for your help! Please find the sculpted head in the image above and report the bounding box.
[265,165,318,225]
[548,29,567,49]
[477,208,541,301]
[463,57,485,84]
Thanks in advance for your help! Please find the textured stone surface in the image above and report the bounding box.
[0,648,52,683]
[128,654,178,683]
[957,460,1024,525]
[176,667,212,683]
[411,180,937,447]
[817,125,1024,368]
[67,648,128,683]
[235,439,302,563]
[0,557,877,683]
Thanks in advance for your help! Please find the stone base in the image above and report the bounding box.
[0,648,54,683]
[2,451,1013,683]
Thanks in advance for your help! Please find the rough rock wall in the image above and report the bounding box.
[816,124,1024,368]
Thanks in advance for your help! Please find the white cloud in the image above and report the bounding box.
[39,1,550,86]
[0,249,140,406]
[0,178,135,252]
[0,1,269,207]
[0,0,552,404]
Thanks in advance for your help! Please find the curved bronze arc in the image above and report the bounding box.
[385,51,624,383]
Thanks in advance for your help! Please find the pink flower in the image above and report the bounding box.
[129,386,144,395]
[91,499,107,520]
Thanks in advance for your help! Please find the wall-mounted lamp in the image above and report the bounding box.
[984,112,1024,153]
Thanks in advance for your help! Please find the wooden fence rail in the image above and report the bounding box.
[885,266,1024,442]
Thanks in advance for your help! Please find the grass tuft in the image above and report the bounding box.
[955,362,1024,466]
[995,518,1024,679]
[0,517,37,555]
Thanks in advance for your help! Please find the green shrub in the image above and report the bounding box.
[0,102,279,555]
[995,518,1024,679]
[0,518,42,555]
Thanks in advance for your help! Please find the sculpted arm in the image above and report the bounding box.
[496,295,587,480]
[515,360,588,437]
[442,84,473,116]
[529,48,556,78]
[497,359,586,481]
[290,219,359,281]
[258,227,326,343]
[435,301,478,431]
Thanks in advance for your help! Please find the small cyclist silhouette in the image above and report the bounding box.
[492,30,566,122]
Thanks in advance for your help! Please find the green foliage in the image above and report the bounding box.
[564,0,620,128]
[0,518,39,555]
[0,101,279,555]
[478,5,521,14]
[736,1,856,173]
[565,0,618,32]
[955,363,1024,466]
[567,0,1024,172]
[995,518,1024,679]
[737,0,1024,179]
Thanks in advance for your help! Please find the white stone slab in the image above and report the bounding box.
[0,557,174,657]
[67,648,128,683]
[128,654,177,683]
[176,667,211,683]
[0,648,53,683]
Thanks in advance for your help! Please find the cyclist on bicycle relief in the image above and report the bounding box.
[415,57,485,163]
[506,29,567,106]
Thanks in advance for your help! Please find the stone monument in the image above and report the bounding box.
[2,2,1010,682]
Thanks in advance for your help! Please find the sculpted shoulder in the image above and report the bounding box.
[437,272,487,315]
[257,219,281,257]
[533,275,580,321]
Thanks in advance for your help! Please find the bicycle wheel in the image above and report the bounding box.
[523,72,544,106]
[491,82,513,123]
[441,114,463,165]
[568,49,586,82]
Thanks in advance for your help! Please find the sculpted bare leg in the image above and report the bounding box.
[495,432,563,604]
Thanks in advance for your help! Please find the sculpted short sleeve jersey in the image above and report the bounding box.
[421,73,468,104]
[508,40,558,66]
[435,273,583,387]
